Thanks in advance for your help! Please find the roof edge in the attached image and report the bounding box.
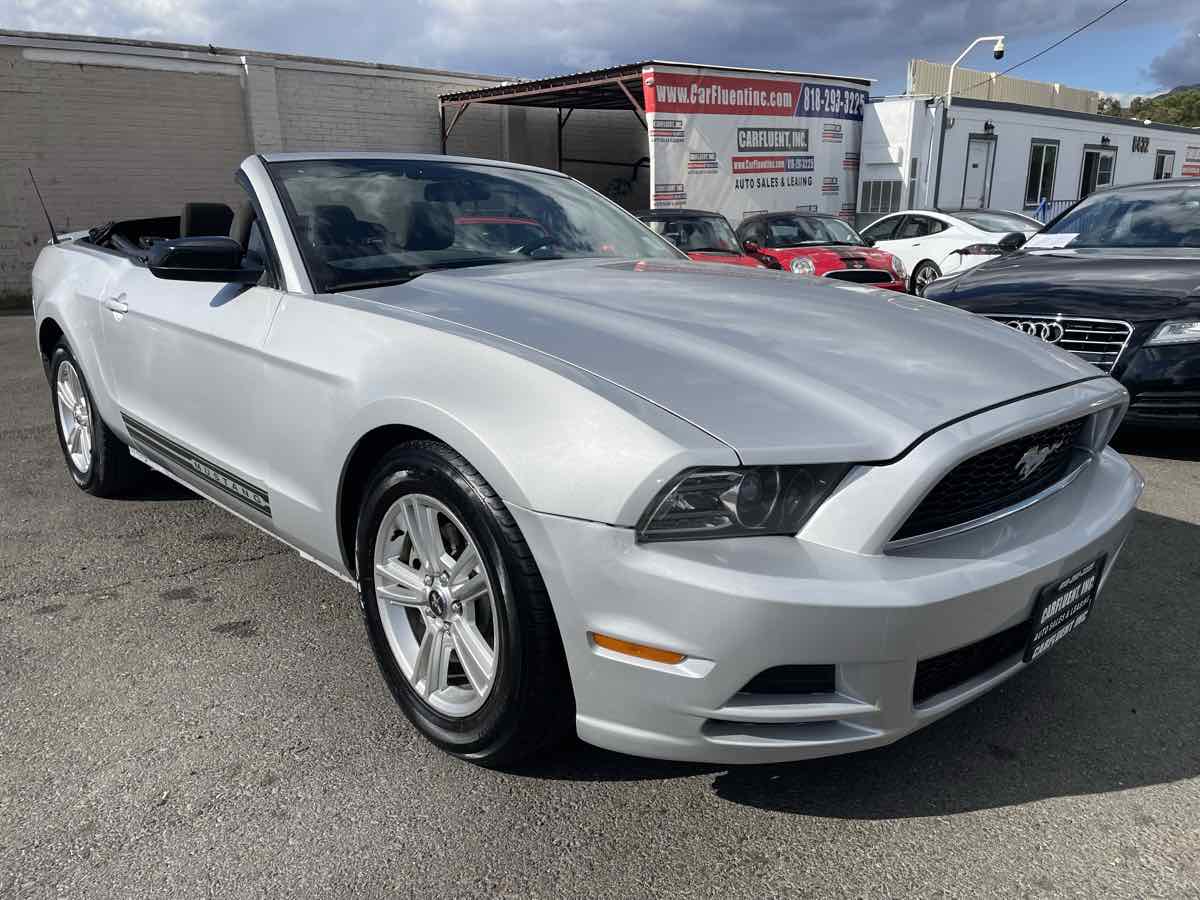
[0,28,512,83]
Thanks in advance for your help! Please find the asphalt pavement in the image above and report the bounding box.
[1,315,1198,899]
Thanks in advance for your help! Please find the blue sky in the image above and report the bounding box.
[1,1,1197,99]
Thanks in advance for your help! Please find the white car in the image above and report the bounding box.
[861,209,1043,295]
[32,153,1141,766]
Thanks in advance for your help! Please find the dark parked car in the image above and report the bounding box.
[924,179,1200,427]
[635,209,765,268]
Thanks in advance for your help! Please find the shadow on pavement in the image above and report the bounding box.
[522,511,1200,817]
[123,469,199,502]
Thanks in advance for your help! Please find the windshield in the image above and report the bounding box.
[1041,184,1200,249]
[644,215,740,253]
[268,158,683,291]
[956,210,1041,233]
[764,216,865,248]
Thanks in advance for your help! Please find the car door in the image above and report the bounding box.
[100,214,283,525]
[866,215,921,274]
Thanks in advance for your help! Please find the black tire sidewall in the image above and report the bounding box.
[49,344,99,490]
[356,446,527,758]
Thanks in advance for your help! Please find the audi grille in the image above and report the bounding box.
[988,315,1133,374]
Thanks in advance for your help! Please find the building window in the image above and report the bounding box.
[861,180,902,215]
[1154,150,1175,179]
[1024,140,1058,207]
[907,157,919,206]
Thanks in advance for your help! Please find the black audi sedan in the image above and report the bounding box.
[925,179,1200,427]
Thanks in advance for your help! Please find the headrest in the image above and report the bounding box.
[404,202,454,252]
[314,204,359,231]
[181,202,235,238]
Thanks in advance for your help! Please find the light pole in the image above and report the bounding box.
[946,35,1006,110]
[929,34,1005,209]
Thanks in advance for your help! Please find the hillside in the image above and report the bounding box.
[1101,86,1200,127]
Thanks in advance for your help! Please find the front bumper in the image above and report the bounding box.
[1118,342,1200,427]
[512,399,1142,765]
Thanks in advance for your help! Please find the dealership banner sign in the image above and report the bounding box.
[1185,145,1200,178]
[642,65,869,226]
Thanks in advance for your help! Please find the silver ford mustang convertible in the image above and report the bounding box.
[32,153,1142,766]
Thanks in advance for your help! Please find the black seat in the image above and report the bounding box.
[403,202,455,251]
[181,202,235,237]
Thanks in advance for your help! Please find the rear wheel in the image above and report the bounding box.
[355,439,573,766]
[49,341,142,497]
[912,261,941,296]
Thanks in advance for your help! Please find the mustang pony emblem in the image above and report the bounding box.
[1016,441,1064,480]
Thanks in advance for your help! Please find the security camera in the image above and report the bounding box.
[993,37,1006,60]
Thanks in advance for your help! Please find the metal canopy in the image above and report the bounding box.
[437,60,875,172]
[440,62,649,111]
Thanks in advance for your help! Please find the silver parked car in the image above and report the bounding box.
[32,153,1142,766]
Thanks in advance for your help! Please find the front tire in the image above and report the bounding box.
[911,261,941,296]
[355,439,573,766]
[49,340,142,497]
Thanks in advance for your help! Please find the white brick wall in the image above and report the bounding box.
[274,66,506,157]
[0,44,251,299]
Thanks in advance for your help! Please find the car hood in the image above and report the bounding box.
[349,259,1097,463]
[933,247,1200,322]
[765,245,894,268]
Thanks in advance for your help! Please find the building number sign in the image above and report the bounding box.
[1132,136,1150,153]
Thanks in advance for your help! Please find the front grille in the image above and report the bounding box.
[740,664,835,695]
[892,417,1087,543]
[825,269,893,284]
[913,619,1030,705]
[1128,391,1200,422]
[986,315,1132,373]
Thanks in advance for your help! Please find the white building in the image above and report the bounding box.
[859,94,1200,227]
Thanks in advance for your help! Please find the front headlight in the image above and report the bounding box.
[637,465,850,542]
[789,256,816,276]
[1146,319,1200,346]
[890,254,907,280]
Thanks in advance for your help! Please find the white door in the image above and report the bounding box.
[100,263,282,522]
[1080,148,1117,199]
[962,139,994,209]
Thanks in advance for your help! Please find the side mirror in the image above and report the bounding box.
[148,236,264,284]
[998,231,1027,253]
[742,239,760,254]
[862,236,876,247]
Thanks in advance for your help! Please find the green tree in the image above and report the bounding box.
[1126,89,1200,127]
[1097,96,1124,116]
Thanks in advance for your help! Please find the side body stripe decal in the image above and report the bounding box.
[122,414,272,517]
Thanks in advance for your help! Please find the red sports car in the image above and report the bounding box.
[735,212,908,291]
[635,209,766,269]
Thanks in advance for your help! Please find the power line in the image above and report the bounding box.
[949,0,1135,100]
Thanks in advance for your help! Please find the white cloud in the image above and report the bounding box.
[2,0,1197,94]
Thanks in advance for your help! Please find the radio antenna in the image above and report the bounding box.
[28,168,59,245]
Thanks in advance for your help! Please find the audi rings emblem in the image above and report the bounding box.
[1006,320,1065,343]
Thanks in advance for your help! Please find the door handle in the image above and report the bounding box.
[103,296,129,314]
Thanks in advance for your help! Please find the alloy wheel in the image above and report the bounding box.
[55,360,93,475]
[373,494,499,718]
[914,264,940,296]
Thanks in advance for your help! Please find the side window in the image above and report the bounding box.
[925,218,947,235]
[246,220,269,267]
[897,216,931,239]
[244,218,278,288]
[862,216,901,242]
[739,220,764,246]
